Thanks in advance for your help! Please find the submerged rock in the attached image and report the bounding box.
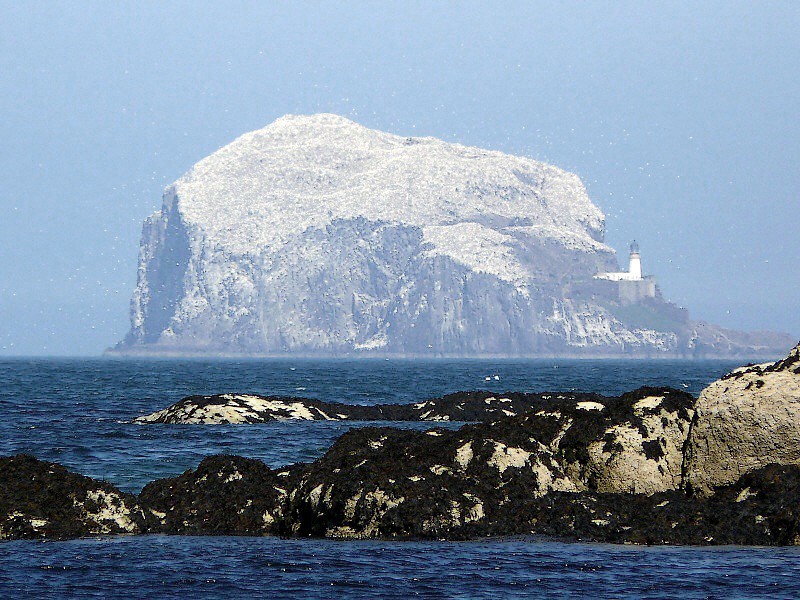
[0,455,152,540]
[685,341,800,493]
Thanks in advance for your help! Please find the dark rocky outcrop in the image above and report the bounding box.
[4,342,800,543]
[4,451,800,545]
[136,388,687,427]
[137,455,293,535]
[0,455,152,540]
[0,387,703,541]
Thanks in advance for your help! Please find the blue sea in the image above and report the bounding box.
[2,357,799,598]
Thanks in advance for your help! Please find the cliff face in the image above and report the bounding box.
[114,114,789,356]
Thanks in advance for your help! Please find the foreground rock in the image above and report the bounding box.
[0,455,152,540]
[5,453,800,545]
[5,343,800,543]
[137,455,288,535]
[685,341,800,493]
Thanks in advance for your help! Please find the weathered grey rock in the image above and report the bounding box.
[685,341,800,494]
[558,389,694,495]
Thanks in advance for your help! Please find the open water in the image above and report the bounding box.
[2,357,799,598]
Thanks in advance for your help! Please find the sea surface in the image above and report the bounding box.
[2,357,799,598]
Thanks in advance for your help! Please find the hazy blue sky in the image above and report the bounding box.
[1,1,798,355]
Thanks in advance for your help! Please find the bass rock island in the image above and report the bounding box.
[111,114,790,357]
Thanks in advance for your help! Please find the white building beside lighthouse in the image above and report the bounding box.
[595,241,656,303]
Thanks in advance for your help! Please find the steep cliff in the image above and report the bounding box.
[113,114,789,356]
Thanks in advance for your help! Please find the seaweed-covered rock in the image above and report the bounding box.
[133,454,800,544]
[278,424,576,539]
[135,386,693,437]
[685,340,800,494]
[275,387,694,538]
[0,454,151,540]
[134,391,574,424]
[129,387,694,539]
[522,463,800,545]
[137,455,294,535]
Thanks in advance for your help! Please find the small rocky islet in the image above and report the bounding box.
[2,342,800,544]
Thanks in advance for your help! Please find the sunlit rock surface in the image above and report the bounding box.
[112,113,789,357]
[686,341,800,493]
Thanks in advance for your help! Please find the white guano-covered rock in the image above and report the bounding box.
[114,113,706,356]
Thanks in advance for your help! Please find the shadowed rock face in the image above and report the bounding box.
[685,341,800,494]
[0,455,152,540]
[507,463,800,546]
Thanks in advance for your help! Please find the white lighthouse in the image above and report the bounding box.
[596,241,645,282]
[594,240,656,303]
[628,241,642,280]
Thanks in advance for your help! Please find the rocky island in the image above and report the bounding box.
[3,341,800,544]
[110,114,791,357]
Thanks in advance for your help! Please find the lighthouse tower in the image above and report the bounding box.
[593,240,656,304]
[594,240,644,282]
[628,241,642,280]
